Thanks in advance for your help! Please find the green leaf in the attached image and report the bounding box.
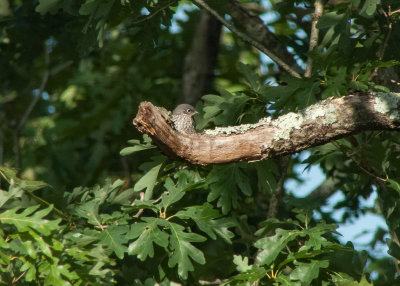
[120,136,156,156]
[0,205,60,235]
[0,0,11,18]
[300,223,339,251]
[15,238,38,259]
[290,260,329,284]
[371,60,400,68]
[175,203,235,242]
[233,255,252,272]
[120,145,155,156]
[236,62,262,92]
[359,0,380,17]
[158,171,205,213]
[159,177,185,209]
[35,0,71,15]
[387,237,400,260]
[256,218,300,237]
[112,187,137,205]
[202,89,249,126]
[387,179,400,193]
[74,199,102,226]
[255,228,303,266]
[173,169,206,192]
[260,76,319,111]
[167,221,206,279]
[131,199,159,213]
[78,0,115,46]
[29,230,53,258]
[20,259,37,281]
[317,11,346,29]
[134,155,166,200]
[222,266,266,285]
[275,273,298,286]
[79,0,114,17]
[98,225,129,259]
[372,84,390,93]
[254,160,278,193]
[0,182,24,208]
[207,163,252,214]
[322,66,348,98]
[127,218,169,260]
[0,166,49,192]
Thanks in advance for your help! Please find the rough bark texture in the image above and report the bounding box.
[133,92,400,165]
[224,0,303,74]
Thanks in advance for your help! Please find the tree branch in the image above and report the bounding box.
[368,5,393,81]
[304,0,323,78]
[182,10,222,105]
[13,47,73,170]
[16,50,50,134]
[225,0,303,75]
[192,0,302,79]
[267,155,290,219]
[133,92,400,165]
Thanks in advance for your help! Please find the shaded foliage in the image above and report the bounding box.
[1,0,400,285]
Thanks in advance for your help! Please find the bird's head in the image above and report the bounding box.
[173,104,198,116]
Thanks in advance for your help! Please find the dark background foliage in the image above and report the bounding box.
[1,0,400,284]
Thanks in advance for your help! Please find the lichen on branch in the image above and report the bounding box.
[133,92,400,165]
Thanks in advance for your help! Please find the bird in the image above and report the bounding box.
[171,104,198,134]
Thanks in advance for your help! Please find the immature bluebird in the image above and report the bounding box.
[171,104,198,134]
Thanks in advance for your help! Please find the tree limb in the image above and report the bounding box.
[133,92,400,165]
[192,0,302,78]
[225,0,303,75]
[182,10,222,105]
[304,0,323,78]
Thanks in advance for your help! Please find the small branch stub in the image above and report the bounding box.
[133,92,400,165]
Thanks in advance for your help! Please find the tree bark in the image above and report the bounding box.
[224,0,303,74]
[181,10,221,105]
[133,92,400,165]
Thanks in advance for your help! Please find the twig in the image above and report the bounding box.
[331,141,387,182]
[304,0,323,78]
[368,6,393,81]
[192,0,302,79]
[129,0,178,25]
[16,48,50,133]
[13,45,73,170]
[13,270,27,284]
[267,156,290,219]
[133,192,145,218]
[13,47,50,169]
[50,60,73,76]
[390,230,400,276]
[199,279,223,285]
[133,191,168,218]
[153,191,167,204]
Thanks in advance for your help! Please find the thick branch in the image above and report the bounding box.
[192,0,302,78]
[182,10,221,105]
[225,0,303,75]
[133,92,400,165]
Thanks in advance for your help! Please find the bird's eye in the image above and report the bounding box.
[186,109,191,113]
